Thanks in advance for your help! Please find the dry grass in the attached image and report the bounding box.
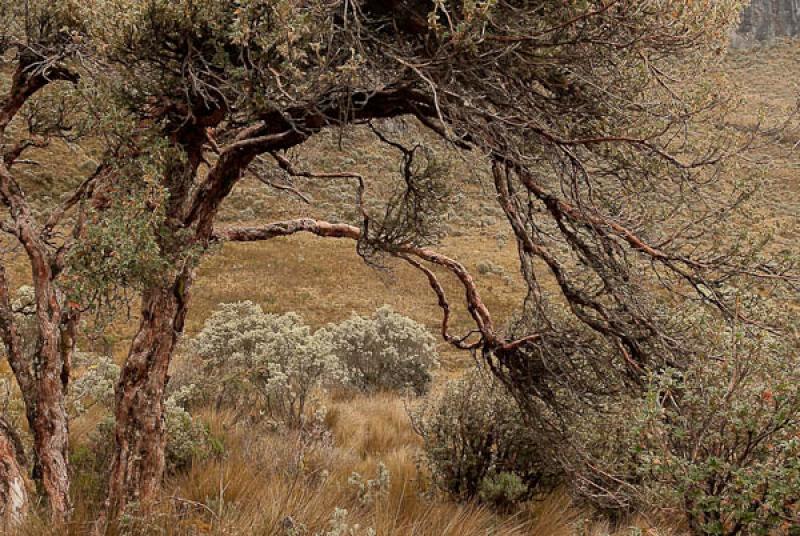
[31,393,677,536]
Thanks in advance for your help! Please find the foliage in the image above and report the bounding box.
[411,367,556,503]
[67,351,120,417]
[478,472,529,510]
[316,508,376,536]
[348,463,390,506]
[66,355,211,474]
[185,302,440,424]
[62,147,174,319]
[564,308,800,535]
[86,395,211,475]
[163,393,211,472]
[629,322,800,535]
[1,286,38,362]
[189,301,346,426]
[322,306,439,396]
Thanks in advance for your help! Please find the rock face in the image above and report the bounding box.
[733,0,800,46]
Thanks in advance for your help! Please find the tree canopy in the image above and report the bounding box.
[1,0,798,531]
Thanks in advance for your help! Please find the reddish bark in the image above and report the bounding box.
[0,174,72,522]
[0,417,28,531]
[0,56,79,522]
[99,87,433,527]
[101,268,192,522]
[29,322,71,520]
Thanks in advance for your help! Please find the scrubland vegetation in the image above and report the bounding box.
[0,1,799,535]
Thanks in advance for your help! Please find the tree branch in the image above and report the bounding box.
[214,218,538,352]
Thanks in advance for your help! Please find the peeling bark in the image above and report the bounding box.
[99,86,434,528]
[29,322,71,520]
[101,263,192,523]
[0,46,80,525]
[0,417,28,532]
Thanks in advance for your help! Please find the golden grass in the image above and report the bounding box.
[17,393,680,536]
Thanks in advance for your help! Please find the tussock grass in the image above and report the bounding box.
[21,394,677,536]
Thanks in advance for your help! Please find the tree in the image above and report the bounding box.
[81,0,797,526]
[0,0,156,523]
[0,1,91,521]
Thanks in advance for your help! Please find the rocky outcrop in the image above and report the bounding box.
[733,0,800,46]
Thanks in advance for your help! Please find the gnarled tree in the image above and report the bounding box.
[0,1,89,521]
[84,0,799,525]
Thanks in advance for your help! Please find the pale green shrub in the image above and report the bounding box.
[88,392,211,474]
[322,306,438,395]
[69,355,210,473]
[0,287,36,429]
[411,367,555,503]
[478,472,529,509]
[317,508,375,536]
[0,286,39,364]
[280,508,376,536]
[348,462,390,506]
[189,301,345,426]
[164,393,210,471]
[68,351,120,417]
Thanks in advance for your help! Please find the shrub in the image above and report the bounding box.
[163,393,211,472]
[322,306,438,395]
[625,323,800,535]
[566,312,800,535]
[348,462,390,506]
[67,352,211,474]
[68,351,120,417]
[411,367,555,503]
[478,472,529,510]
[189,301,345,426]
[87,393,211,475]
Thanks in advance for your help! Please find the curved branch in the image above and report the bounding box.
[214,218,539,352]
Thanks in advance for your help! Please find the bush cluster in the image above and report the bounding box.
[620,323,800,535]
[182,302,439,426]
[412,307,800,534]
[321,306,439,396]
[188,302,346,426]
[553,311,800,535]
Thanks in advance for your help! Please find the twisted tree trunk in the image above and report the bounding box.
[102,267,192,521]
[97,85,428,529]
[0,53,80,525]
[29,321,71,520]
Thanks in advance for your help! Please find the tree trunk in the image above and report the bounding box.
[102,268,192,522]
[0,417,28,532]
[0,265,72,522]
[29,340,71,521]
[0,243,71,524]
